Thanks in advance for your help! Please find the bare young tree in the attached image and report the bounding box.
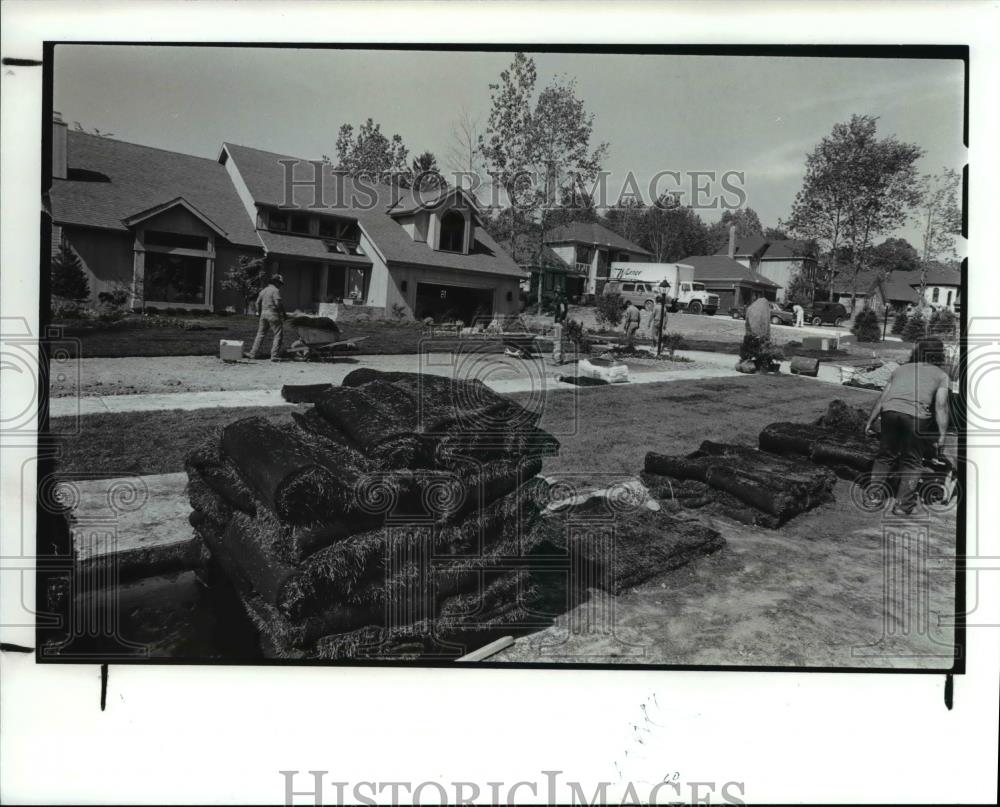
[915,168,963,294]
[446,105,484,191]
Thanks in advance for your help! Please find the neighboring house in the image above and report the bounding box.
[678,254,780,311]
[913,264,962,313]
[521,245,574,304]
[838,265,962,315]
[543,221,650,298]
[46,115,525,322]
[830,269,888,313]
[715,233,817,303]
[881,273,921,312]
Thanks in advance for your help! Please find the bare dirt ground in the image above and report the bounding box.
[498,378,955,668]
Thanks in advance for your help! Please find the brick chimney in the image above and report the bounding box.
[52,111,68,180]
[727,224,736,259]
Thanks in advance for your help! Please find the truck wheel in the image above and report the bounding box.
[731,309,740,319]
[834,317,845,327]
[771,316,781,325]
[811,316,822,326]
[689,301,703,315]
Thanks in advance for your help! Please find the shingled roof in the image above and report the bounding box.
[544,221,651,256]
[714,236,812,260]
[679,254,780,287]
[222,142,524,278]
[49,131,260,247]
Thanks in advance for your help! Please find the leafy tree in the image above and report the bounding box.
[785,272,813,307]
[480,54,608,259]
[222,254,266,314]
[901,308,926,343]
[867,237,921,276]
[643,196,711,262]
[708,207,764,253]
[788,115,922,310]
[763,225,790,240]
[479,52,538,253]
[409,151,445,191]
[334,118,409,180]
[891,310,908,336]
[594,292,624,329]
[851,307,882,343]
[603,198,647,247]
[928,307,957,338]
[50,242,90,304]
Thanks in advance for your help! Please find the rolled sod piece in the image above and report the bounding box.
[281,383,334,404]
[239,590,384,652]
[287,314,341,334]
[340,369,540,434]
[290,408,353,446]
[278,480,548,620]
[758,422,877,478]
[645,442,836,524]
[220,417,367,524]
[311,572,540,661]
[531,507,726,596]
[434,427,560,468]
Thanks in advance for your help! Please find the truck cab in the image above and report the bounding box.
[674,281,719,316]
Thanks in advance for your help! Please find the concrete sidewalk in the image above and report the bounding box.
[51,364,742,416]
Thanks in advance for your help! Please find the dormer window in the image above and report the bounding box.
[290,214,310,234]
[439,209,466,253]
[269,211,288,231]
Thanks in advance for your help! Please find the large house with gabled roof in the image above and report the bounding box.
[46,114,525,322]
[714,234,816,303]
[542,221,651,298]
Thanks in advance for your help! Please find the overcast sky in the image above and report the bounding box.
[53,45,965,247]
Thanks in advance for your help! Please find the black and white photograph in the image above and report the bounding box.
[35,42,968,668]
[2,2,998,804]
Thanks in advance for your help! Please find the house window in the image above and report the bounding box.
[946,290,953,307]
[439,210,466,253]
[145,252,207,305]
[269,211,288,232]
[319,218,360,241]
[290,214,310,234]
[932,287,940,303]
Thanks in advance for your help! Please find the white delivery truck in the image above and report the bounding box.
[608,262,719,315]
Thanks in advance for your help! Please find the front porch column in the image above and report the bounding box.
[318,262,329,303]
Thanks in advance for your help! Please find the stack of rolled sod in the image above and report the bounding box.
[185,370,561,659]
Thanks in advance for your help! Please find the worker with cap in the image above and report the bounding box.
[249,274,286,361]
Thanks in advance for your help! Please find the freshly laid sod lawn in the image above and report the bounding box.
[48,374,877,479]
[53,316,508,359]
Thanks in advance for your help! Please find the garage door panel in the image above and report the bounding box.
[415,283,494,324]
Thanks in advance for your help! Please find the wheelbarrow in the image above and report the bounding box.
[286,315,367,361]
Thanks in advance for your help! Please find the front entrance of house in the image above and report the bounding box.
[414,282,494,324]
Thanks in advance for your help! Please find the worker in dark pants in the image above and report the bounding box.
[248,274,286,361]
[864,336,951,515]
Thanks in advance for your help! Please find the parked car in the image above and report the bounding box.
[805,301,849,327]
[729,301,794,325]
[601,280,663,310]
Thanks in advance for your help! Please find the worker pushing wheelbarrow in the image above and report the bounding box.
[286,314,368,361]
